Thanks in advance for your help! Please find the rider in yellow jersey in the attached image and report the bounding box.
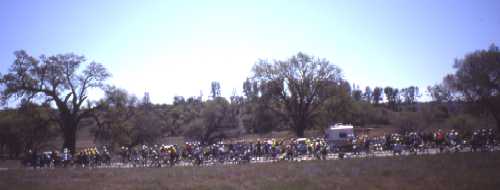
[170,146,177,154]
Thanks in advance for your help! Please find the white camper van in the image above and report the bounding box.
[325,124,355,152]
[325,124,354,143]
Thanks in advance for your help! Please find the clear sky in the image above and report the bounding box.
[1,0,499,103]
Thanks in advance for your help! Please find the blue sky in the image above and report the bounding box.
[1,0,499,103]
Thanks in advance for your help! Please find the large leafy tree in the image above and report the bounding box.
[0,102,57,158]
[384,86,400,111]
[401,86,420,111]
[363,86,373,103]
[372,87,384,106]
[151,96,207,141]
[401,86,420,105]
[427,83,453,103]
[320,81,357,126]
[210,81,222,99]
[91,86,138,148]
[444,44,500,130]
[251,52,343,137]
[352,88,363,101]
[241,79,283,134]
[0,50,110,153]
[184,97,238,144]
[129,94,165,146]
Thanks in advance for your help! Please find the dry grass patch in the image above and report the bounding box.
[1,152,499,190]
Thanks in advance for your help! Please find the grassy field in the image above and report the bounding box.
[1,152,499,190]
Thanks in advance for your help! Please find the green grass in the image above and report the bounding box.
[1,152,499,190]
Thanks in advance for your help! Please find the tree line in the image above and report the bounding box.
[0,44,499,157]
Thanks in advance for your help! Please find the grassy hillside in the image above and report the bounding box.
[1,152,499,190]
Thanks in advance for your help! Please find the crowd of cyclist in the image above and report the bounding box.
[351,128,496,156]
[23,147,112,169]
[116,137,330,168]
[22,128,497,169]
